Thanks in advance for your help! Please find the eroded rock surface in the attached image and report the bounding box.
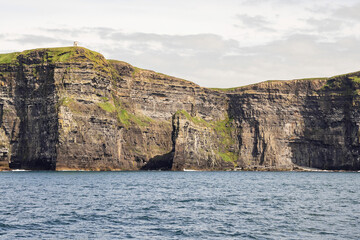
[0,47,359,170]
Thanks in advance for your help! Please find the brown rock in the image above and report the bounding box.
[0,47,359,171]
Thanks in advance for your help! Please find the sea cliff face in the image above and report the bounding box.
[0,47,359,171]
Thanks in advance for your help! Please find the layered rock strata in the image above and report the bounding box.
[0,47,359,171]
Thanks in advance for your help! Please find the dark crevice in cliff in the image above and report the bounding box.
[140,114,180,170]
[252,120,260,158]
[226,94,247,168]
[0,104,3,127]
[9,62,58,170]
[0,103,8,168]
[10,64,26,169]
[140,151,174,170]
[259,138,267,166]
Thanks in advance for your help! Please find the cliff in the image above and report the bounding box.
[0,47,359,171]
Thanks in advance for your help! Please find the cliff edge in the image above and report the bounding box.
[0,47,359,171]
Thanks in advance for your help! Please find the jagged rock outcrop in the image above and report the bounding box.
[0,47,359,171]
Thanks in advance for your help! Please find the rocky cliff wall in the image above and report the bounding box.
[0,54,58,170]
[225,75,360,170]
[227,79,325,170]
[0,47,359,171]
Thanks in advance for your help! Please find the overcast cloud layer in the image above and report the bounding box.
[1,0,360,87]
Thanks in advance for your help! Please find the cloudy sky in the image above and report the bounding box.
[1,0,360,87]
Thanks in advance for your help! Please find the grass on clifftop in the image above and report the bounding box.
[321,71,360,94]
[0,47,107,66]
[0,52,20,64]
[211,77,329,92]
[210,87,241,92]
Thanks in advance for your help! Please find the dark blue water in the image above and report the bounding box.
[0,171,359,239]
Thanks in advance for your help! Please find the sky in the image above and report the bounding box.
[1,0,360,88]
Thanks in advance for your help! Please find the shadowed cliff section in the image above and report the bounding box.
[1,47,109,170]
[290,73,360,170]
[225,76,360,171]
[1,47,360,171]
[6,50,63,170]
[226,78,328,170]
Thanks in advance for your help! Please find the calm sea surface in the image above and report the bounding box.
[0,171,359,239]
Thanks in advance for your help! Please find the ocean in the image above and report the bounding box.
[0,171,359,239]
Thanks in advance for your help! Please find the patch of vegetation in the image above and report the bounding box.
[176,110,234,143]
[131,113,153,127]
[1,47,109,69]
[115,107,153,128]
[294,77,327,81]
[97,101,116,113]
[350,76,360,84]
[218,151,237,164]
[117,109,131,127]
[330,71,360,79]
[211,77,328,92]
[322,77,344,90]
[176,109,238,165]
[176,109,209,126]
[320,74,360,96]
[57,96,74,108]
[214,118,236,146]
[0,52,20,64]
[210,87,241,92]
[56,96,82,113]
[132,67,141,78]
[110,95,153,128]
[214,118,231,133]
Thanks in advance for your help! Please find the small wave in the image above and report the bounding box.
[177,198,204,203]
[57,170,89,172]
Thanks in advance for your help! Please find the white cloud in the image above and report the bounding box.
[236,14,275,32]
[10,34,66,45]
[334,2,360,21]
[1,0,360,88]
[306,18,346,33]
